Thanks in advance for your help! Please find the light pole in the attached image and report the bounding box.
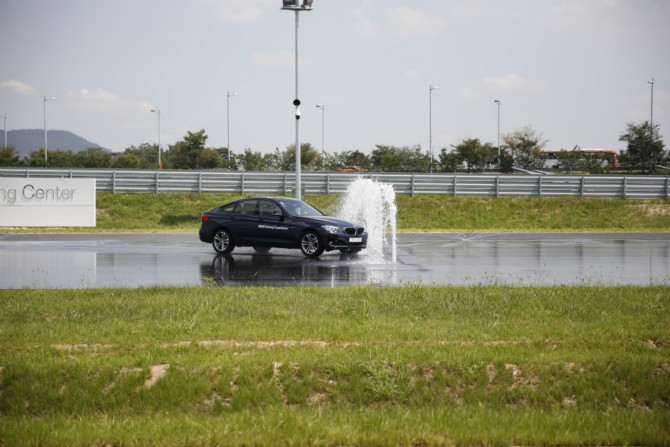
[227,91,238,162]
[150,109,162,169]
[429,85,438,173]
[316,104,325,169]
[1,113,6,149]
[648,77,654,141]
[494,99,501,169]
[282,0,314,200]
[43,96,55,167]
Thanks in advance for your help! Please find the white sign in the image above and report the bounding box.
[0,178,96,227]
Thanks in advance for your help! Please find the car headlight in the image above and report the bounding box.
[322,225,343,234]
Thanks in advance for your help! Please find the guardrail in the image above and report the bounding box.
[1,168,669,199]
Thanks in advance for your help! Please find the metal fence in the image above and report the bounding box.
[1,168,669,199]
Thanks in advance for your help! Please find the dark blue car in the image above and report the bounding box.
[199,197,367,257]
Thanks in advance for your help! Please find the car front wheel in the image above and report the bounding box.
[300,231,324,257]
[212,229,234,254]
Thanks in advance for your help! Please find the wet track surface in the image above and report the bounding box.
[1,232,669,289]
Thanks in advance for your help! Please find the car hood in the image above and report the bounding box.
[301,215,364,229]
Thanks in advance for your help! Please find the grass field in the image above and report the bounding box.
[1,193,669,445]
[97,193,670,232]
[1,192,668,233]
[1,286,669,445]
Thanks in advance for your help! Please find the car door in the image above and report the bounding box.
[256,199,295,247]
[227,199,261,245]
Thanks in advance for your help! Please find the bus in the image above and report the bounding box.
[542,148,619,169]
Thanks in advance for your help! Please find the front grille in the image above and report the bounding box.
[345,227,365,235]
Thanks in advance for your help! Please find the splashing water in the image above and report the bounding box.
[337,178,397,263]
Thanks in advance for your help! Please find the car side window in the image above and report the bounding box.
[259,200,282,217]
[236,199,259,216]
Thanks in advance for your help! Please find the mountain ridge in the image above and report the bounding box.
[5,129,110,158]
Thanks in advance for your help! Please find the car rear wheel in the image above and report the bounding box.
[212,229,234,254]
[300,231,324,257]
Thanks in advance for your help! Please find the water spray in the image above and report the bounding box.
[337,178,397,263]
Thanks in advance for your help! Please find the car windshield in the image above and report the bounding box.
[278,199,324,217]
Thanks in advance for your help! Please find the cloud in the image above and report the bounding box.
[352,6,382,37]
[482,74,548,92]
[404,69,423,79]
[249,49,311,68]
[54,88,159,150]
[195,0,275,22]
[386,6,446,37]
[353,4,446,38]
[457,73,549,98]
[550,0,620,15]
[64,88,154,116]
[0,79,37,95]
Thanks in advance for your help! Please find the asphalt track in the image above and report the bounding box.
[1,233,669,289]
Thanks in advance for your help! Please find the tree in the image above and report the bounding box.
[195,148,221,169]
[437,148,460,172]
[213,147,237,170]
[555,147,583,172]
[237,148,270,171]
[123,143,160,169]
[580,153,610,174]
[167,130,208,169]
[111,152,143,169]
[370,145,429,172]
[275,143,322,171]
[499,149,514,173]
[324,150,371,171]
[74,147,112,168]
[502,126,547,171]
[26,149,75,167]
[451,138,496,173]
[0,146,23,167]
[618,121,666,174]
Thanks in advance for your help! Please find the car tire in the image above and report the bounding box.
[212,228,235,254]
[300,230,324,257]
[253,246,272,253]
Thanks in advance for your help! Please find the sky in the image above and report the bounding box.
[1,0,669,157]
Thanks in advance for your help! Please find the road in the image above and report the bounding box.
[1,233,669,288]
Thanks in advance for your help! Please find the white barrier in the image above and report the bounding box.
[1,168,669,199]
[0,178,96,227]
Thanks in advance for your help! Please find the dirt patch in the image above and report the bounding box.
[486,363,496,383]
[646,339,664,349]
[51,343,115,351]
[97,208,112,219]
[144,364,170,389]
[562,395,577,407]
[197,340,329,349]
[640,204,670,217]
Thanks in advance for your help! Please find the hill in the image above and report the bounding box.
[6,129,109,158]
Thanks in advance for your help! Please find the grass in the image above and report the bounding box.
[1,193,668,233]
[1,285,669,445]
[1,193,669,444]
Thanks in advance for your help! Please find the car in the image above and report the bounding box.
[199,197,368,257]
